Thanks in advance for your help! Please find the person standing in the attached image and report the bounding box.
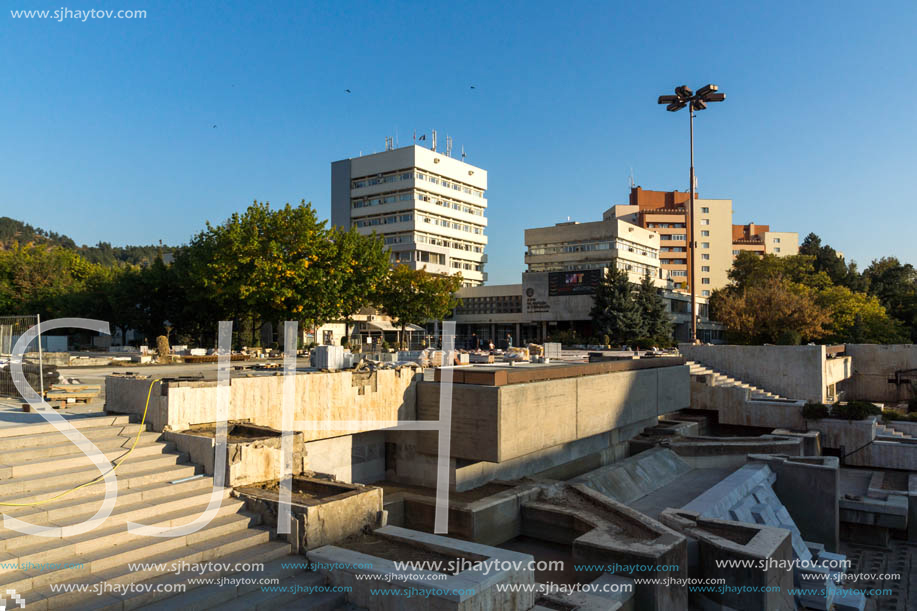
[506,333,513,349]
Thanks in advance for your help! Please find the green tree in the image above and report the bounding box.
[590,266,645,344]
[326,227,390,342]
[184,200,336,345]
[376,265,463,349]
[711,277,830,344]
[635,273,672,342]
[863,257,917,341]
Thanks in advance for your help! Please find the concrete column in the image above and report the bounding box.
[490,323,496,342]
[515,323,521,345]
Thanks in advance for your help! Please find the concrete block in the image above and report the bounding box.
[312,345,345,370]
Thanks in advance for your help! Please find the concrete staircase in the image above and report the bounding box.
[876,422,915,441]
[0,414,346,610]
[686,360,790,401]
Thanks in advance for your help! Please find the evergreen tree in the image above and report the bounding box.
[635,273,672,342]
[590,265,645,344]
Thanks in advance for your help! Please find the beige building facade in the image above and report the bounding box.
[524,218,664,284]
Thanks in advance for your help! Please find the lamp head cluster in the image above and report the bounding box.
[658,84,726,112]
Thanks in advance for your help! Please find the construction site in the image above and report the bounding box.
[0,340,915,611]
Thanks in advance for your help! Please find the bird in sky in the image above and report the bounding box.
[212,124,217,128]
[345,89,351,93]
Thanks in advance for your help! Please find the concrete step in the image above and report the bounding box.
[0,452,186,498]
[211,572,344,611]
[6,438,172,478]
[120,542,293,610]
[0,423,146,453]
[0,486,231,554]
[3,499,255,577]
[0,469,209,523]
[29,528,277,610]
[2,502,251,593]
[0,415,131,439]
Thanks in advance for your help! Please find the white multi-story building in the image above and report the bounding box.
[331,143,488,286]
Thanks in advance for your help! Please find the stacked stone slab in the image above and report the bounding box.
[682,463,865,611]
[0,414,344,609]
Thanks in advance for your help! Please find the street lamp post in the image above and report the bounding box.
[657,84,726,343]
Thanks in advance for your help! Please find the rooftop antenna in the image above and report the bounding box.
[461,145,466,161]
[629,167,636,189]
[384,136,393,151]
[445,135,453,157]
[431,129,437,152]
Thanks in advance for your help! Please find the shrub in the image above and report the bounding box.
[882,409,917,422]
[776,329,802,345]
[803,402,829,420]
[833,400,882,421]
[340,336,349,348]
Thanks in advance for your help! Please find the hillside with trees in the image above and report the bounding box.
[0,217,172,267]
[0,203,460,349]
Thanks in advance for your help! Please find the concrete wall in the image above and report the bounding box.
[680,343,849,403]
[746,454,839,552]
[841,344,917,403]
[690,377,807,430]
[305,431,386,484]
[415,365,689,463]
[106,369,420,441]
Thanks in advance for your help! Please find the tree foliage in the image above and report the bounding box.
[0,203,445,349]
[711,243,908,344]
[590,266,652,344]
[375,265,463,348]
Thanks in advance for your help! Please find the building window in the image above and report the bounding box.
[701,207,709,213]
[670,270,687,277]
[774,237,781,243]
[701,230,710,237]
[702,253,710,260]
[701,278,710,285]
[700,219,710,225]
[775,247,781,253]
[732,249,740,255]
[701,266,710,272]
[702,290,711,296]
[701,242,710,248]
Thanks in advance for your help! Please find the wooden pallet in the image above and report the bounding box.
[50,384,101,392]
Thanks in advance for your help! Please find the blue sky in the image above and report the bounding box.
[3,0,916,284]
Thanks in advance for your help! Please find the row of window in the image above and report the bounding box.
[415,171,484,198]
[455,295,522,315]
[418,212,485,235]
[355,212,484,236]
[351,170,485,199]
[354,213,413,228]
[352,189,485,216]
[528,238,658,259]
[414,191,485,216]
[383,232,485,254]
[527,260,659,277]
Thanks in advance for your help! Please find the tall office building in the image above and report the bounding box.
[606,187,733,296]
[331,143,488,286]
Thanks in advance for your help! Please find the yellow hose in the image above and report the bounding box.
[0,378,161,507]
